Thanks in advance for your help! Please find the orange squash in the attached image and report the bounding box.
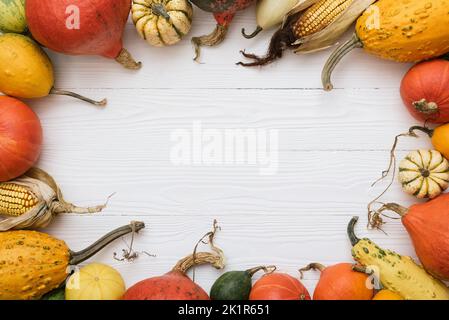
[300,263,373,300]
[373,290,404,300]
[373,194,449,280]
[249,273,310,300]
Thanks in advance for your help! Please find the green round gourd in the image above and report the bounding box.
[210,270,253,300]
[210,266,275,300]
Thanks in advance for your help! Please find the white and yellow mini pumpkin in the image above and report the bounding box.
[399,150,449,199]
[132,0,193,47]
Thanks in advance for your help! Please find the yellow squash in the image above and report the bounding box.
[0,33,105,106]
[348,217,449,300]
[66,263,126,300]
[373,289,404,300]
[0,222,144,300]
[322,0,449,90]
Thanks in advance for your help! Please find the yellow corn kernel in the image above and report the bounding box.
[293,0,353,38]
[0,184,39,217]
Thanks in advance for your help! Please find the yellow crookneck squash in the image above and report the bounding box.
[322,0,449,90]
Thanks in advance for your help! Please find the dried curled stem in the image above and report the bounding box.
[368,202,408,230]
[173,220,225,276]
[299,262,326,279]
[368,125,433,229]
[247,265,277,277]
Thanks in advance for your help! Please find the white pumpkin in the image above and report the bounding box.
[399,150,449,199]
[132,0,193,47]
[65,263,126,300]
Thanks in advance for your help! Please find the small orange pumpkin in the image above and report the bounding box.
[300,263,373,300]
[249,273,310,300]
[373,290,404,300]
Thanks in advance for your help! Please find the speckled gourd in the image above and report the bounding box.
[348,217,449,300]
[322,0,449,90]
[0,222,145,300]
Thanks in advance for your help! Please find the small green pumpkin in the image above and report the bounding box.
[210,266,275,300]
[0,0,27,33]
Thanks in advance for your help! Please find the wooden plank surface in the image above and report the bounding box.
[28,5,429,294]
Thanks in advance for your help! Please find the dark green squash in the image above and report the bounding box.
[41,286,65,300]
[210,266,275,300]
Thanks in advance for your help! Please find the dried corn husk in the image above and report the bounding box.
[291,0,375,53]
[0,167,106,231]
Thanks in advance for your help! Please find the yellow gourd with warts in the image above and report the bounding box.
[323,0,449,90]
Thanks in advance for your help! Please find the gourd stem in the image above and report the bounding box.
[50,88,107,106]
[348,216,361,246]
[173,220,225,274]
[246,265,277,277]
[192,24,228,62]
[376,203,408,217]
[413,99,439,115]
[151,3,170,20]
[115,48,142,70]
[322,33,363,91]
[242,26,263,39]
[299,263,326,279]
[409,125,434,138]
[69,221,145,265]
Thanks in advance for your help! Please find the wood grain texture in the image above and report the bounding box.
[25,6,430,296]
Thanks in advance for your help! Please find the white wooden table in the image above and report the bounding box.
[34,6,431,294]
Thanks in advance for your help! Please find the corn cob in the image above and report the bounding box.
[0,167,106,231]
[293,0,353,38]
[0,183,39,216]
[238,0,356,67]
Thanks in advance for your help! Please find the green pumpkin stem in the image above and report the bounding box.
[50,88,107,106]
[321,33,363,91]
[348,216,361,247]
[69,221,145,265]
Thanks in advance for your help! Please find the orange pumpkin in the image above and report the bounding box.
[401,60,449,124]
[249,273,310,300]
[374,194,449,280]
[373,290,404,300]
[300,263,373,300]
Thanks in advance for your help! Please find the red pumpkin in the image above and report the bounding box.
[123,222,225,300]
[190,0,256,60]
[123,270,210,300]
[0,97,43,182]
[26,0,141,69]
[400,60,449,123]
[249,273,310,300]
[300,263,373,300]
[375,194,449,281]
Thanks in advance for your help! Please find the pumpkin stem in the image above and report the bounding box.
[50,88,107,106]
[299,263,326,279]
[368,203,408,229]
[192,24,228,62]
[247,265,277,277]
[321,33,363,91]
[413,99,439,115]
[173,220,225,275]
[69,221,145,265]
[368,125,433,228]
[408,125,434,138]
[242,26,263,39]
[115,48,142,70]
[348,216,361,246]
[151,3,170,20]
